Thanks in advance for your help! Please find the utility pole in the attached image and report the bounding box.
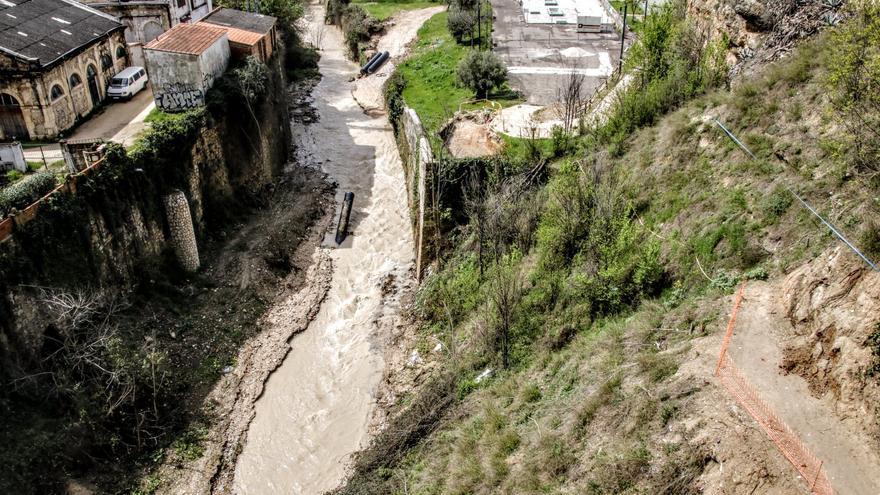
[619,3,627,75]
[39,145,47,172]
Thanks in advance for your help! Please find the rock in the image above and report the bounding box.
[475,368,493,383]
[733,0,775,31]
[408,349,422,366]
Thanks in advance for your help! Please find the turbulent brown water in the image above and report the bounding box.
[232,6,415,493]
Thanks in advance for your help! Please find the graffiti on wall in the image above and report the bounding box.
[156,82,204,111]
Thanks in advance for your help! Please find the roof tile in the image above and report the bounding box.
[144,22,226,55]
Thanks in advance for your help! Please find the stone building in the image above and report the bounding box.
[82,0,214,66]
[201,8,277,63]
[144,22,230,112]
[0,0,128,141]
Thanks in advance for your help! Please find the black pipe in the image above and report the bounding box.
[360,52,382,74]
[366,51,389,74]
[335,192,355,245]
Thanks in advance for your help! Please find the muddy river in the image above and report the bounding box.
[232,6,415,494]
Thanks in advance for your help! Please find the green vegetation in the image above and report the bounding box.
[395,12,519,134]
[0,172,56,217]
[217,0,304,27]
[594,1,727,154]
[456,49,508,98]
[352,0,437,21]
[0,25,314,493]
[4,170,22,183]
[827,1,880,183]
[144,107,178,124]
[325,0,382,59]
[342,1,880,493]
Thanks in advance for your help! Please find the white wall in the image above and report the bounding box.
[145,34,229,112]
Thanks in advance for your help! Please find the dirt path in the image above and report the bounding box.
[728,282,880,495]
[351,6,445,112]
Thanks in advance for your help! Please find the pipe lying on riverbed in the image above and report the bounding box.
[335,192,355,245]
[365,51,389,74]
[359,52,382,74]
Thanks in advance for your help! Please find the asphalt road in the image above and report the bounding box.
[23,86,154,162]
[490,0,622,105]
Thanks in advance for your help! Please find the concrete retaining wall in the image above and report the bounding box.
[398,107,432,280]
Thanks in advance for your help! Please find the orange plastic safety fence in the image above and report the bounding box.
[715,285,835,495]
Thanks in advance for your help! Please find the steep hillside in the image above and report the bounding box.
[334,2,880,494]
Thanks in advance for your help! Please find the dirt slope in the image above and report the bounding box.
[729,278,880,494]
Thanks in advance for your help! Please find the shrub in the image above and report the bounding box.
[325,0,350,24]
[448,7,477,43]
[595,1,727,154]
[218,0,303,29]
[456,50,508,99]
[384,70,408,132]
[5,170,22,183]
[0,172,56,217]
[859,221,880,260]
[340,5,376,59]
[827,1,880,178]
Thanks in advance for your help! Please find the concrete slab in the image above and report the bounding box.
[491,0,622,105]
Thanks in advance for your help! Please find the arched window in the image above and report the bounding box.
[50,84,64,100]
[0,93,19,106]
[69,73,82,88]
[101,54,113,70]
[116,46,127,60]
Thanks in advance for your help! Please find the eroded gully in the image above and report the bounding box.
[232,6,416,493]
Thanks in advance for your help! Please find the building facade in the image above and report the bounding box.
[144,22,230,112]
[0,0,128,141]
[82,0,214,66]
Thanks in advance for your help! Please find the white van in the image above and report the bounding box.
[107,67,148,100]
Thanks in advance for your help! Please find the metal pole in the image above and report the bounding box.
[713,119,880,273]
[39,145,48,172]
[619,3,627,73]
[644,0,649,19]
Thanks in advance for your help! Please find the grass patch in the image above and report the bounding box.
[398,12,521,135]
[143,108,184,124]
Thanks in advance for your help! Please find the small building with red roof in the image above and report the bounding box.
[200,8,278,63]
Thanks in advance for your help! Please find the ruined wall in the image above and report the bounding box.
[0,50,291,371]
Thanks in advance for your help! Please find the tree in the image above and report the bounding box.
[233,56,269,146]
[463,169,488,277]
[556,62,587,133]
[490,257,522,368]
[828,1,880,178]
[456,50,508,99]
[447,7,477,43]
[218,0,304,30]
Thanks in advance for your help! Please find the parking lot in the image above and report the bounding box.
[491,0,622,105]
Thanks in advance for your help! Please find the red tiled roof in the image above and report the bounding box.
[206,24,263,46]
[144,23,226,55]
